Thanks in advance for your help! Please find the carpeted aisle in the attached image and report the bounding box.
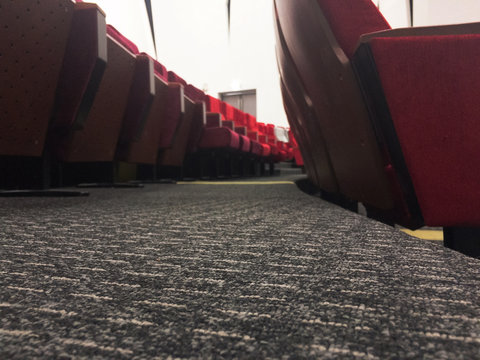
[0,178,479,359]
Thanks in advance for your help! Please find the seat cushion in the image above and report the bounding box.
[198,127,240,150]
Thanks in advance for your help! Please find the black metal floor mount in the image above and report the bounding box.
[444,227,480,259]
[76,183,144,189]
[0,190,89,197]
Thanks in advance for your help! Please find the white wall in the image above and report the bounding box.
[89,0,288,127]
[377,0,410,28]
[413,0,480,26]
[92,0,156,55]
[374,0,480,28]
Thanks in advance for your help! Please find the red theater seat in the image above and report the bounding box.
[232,126,251,154]
[198,127,240,150]
[275,0,480,233]
[0,0,109,189]
[0,0,105,158]
[355,28,480,227]
[274,0,394,212]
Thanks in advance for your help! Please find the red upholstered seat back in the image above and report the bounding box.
[316,0,390,58]
[185,84,206,103]
[246,114,257,131]
[154,60,168,81]
[257,123,266,135]
[168,71,187,87]
[107,25,139,55]
[205,96,224,120]
[369,34,480,226]
[266,124,275,137]
[221,102,235,121]
[234,109,247,127]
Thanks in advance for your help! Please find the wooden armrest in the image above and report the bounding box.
[358,22,480,46]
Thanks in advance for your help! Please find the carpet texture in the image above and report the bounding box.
[0,178,479,359]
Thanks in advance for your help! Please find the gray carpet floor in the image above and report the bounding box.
[1,176,479,359]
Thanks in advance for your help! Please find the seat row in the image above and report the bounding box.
[0,0,300,189]
[274,0,480,257]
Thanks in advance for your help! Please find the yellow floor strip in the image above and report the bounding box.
[177,181,295,185]
[400,229,444,241]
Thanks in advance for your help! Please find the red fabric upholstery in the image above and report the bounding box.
[221,102,235,121]
[288,130,304,165]
[266,124,276,137]
[234,109,247,126]
[268,136,277,147]
[167,71,187,87]
[261,143,271,157]
[247,131,258,142]
[270,144,279,156]
[205,96,225,120]
[198,127,240,150]
[250,140,263,156]
[316,0,390,59]
[257,123,267,135]
[185,84,206,103]
[107,25,139,54]
[370,34,480,226]
[246,114,257,131]
[153,59,168,81]
[294,148,304,166]
[239,135,251,153]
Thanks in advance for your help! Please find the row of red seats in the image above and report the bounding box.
[0,0,299,189]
